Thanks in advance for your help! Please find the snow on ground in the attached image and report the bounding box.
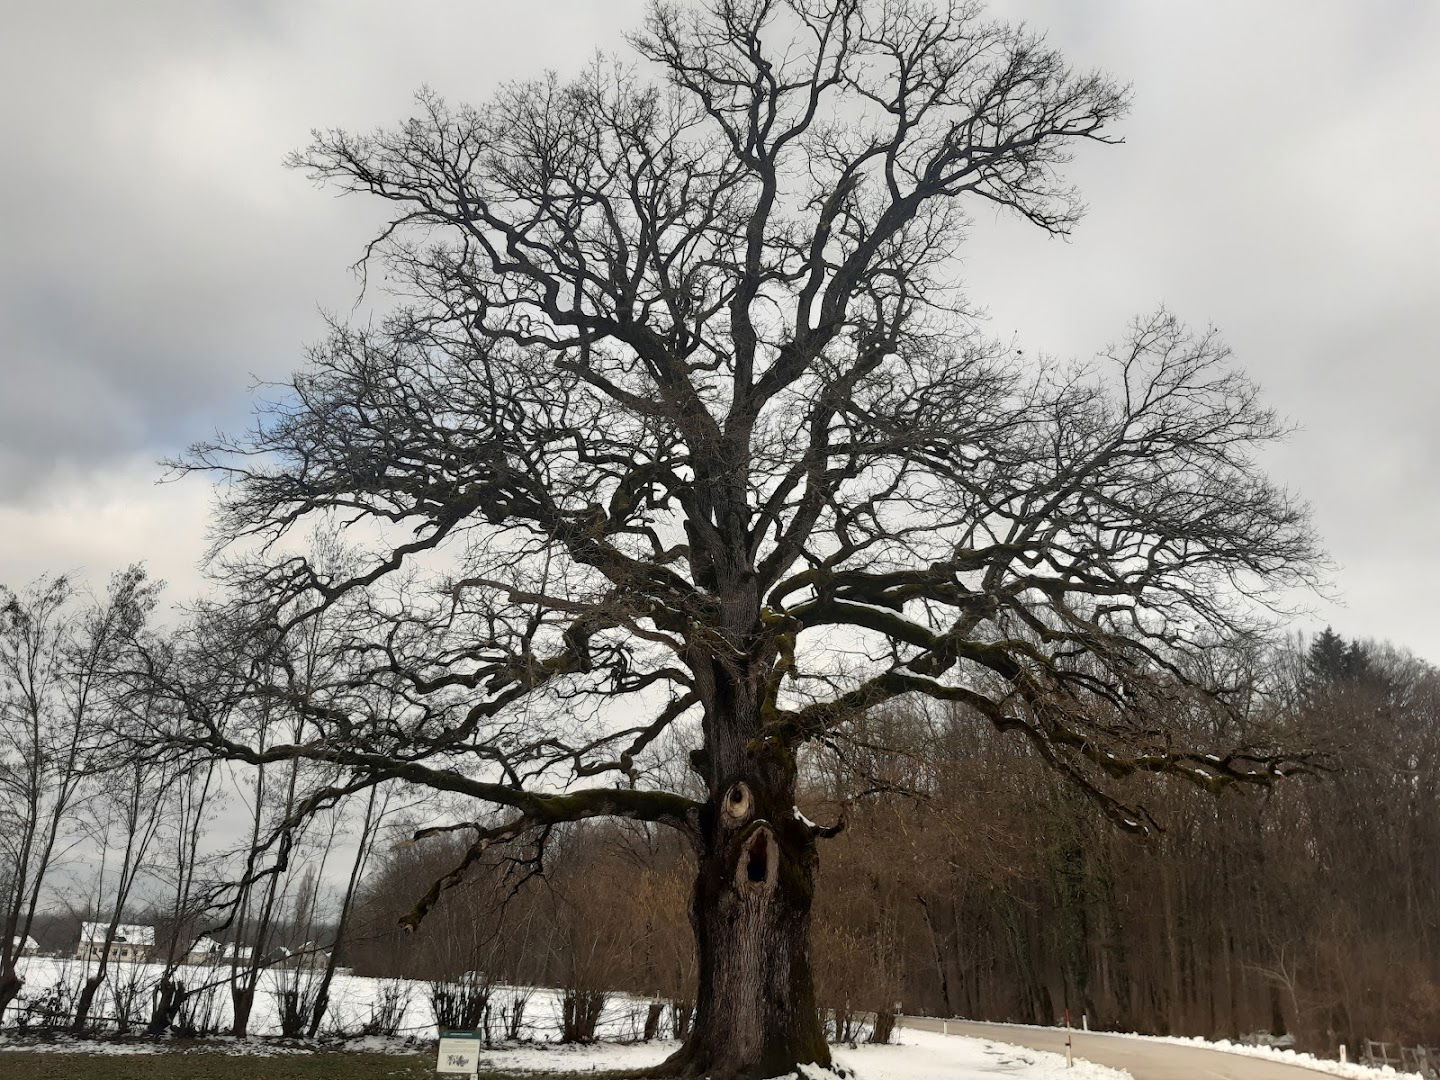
[468,1029,1131,1079]
[0,1034,323,1055]
[1110,1031,1423,1080]
[1,967,1134,1080]
[1,954,649,1040]
[0,1026,1135,1079]
[471,1040,671,1073]
[835,1028,1130,1080]
[0,950,1402,1080]
[940,1018,1423,1080]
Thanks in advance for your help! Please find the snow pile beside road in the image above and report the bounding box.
[936,1017,1420,1080]
[832,1028,1131,1080]
[1111,1032,1422,1080]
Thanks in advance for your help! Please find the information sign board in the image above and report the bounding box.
[436,1029,483,1074]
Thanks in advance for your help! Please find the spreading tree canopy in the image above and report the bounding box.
[168,2,1323,1075]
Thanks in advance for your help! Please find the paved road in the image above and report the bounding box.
[902,1018,1340,1080]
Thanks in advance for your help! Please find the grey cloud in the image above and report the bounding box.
[0,0,647,500]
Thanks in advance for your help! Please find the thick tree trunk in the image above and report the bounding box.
[147,975,186,1035]
[0,971,22,1021]
[657,768,832,1079]
[231,984,255,1037]
[73,972,105,1031]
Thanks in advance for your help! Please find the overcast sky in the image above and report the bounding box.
[2,0,1437,660]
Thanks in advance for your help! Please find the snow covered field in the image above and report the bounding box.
[1,954,631,1039]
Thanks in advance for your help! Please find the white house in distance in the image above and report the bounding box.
[10,936,38,958]
[76,922,155,964]
[178,937,258,966]
[274,942,329,970]
[185,936,223,965]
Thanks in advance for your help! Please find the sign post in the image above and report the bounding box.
[436,1029,483,1075]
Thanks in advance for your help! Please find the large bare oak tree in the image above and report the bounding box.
[173,2,1322,1075]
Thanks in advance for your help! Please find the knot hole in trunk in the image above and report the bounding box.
[722,781,753,826]
[736,824,778,895]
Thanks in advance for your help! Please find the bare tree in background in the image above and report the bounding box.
[146,758,222,1035]
[168,1,1324,1074]
[72,745,173,1031]
[224,731,303,1037]
[0,568,154,1021]
[307,782,394,1037]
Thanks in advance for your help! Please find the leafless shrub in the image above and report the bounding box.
[559,987,607,1043]
[278,971,322,1039]
[828,1002,864,1047]
[429,971,492,1034]
[361,979,412,1038]
[109,964,152,1033]
[497,986,532,1043]
[174,982,225,1038]
[15,969,79,1031]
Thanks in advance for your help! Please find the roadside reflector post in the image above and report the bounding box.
[1340,1044,1348,1063]
[1064,1008,1073,1068]
[943,1020,949,1035]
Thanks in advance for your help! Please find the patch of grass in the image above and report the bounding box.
[0,1049,552,1080]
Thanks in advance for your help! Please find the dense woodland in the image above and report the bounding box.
[344,629,1440,1055]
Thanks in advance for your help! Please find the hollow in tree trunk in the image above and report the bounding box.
[658,769,832,1079]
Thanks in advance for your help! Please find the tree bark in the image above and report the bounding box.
[231,985,255,1037]
[0,972,21,1021]
[147,975,186,1036]
[917,895,953,1017]
[74,972,106,1031]
[656,764,831,1079]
